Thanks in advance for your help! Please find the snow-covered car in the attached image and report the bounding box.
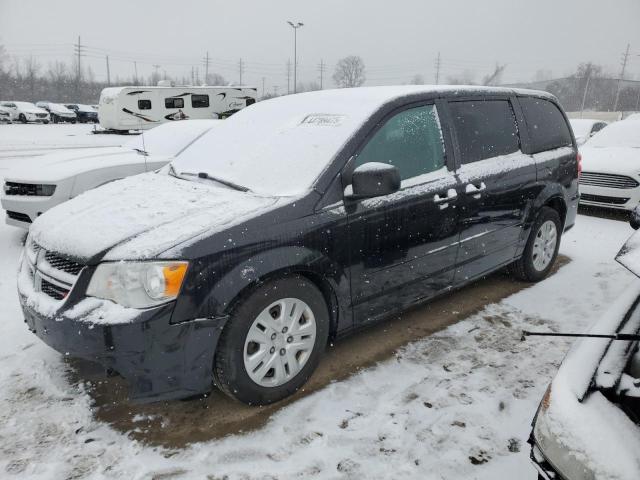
[2,119,219,228]
[569,118,608,146]
[529,209,640,480]
[626,113,640,122]
[0,101,50,123]
[36,102,77,123]
[0,105,12,123]
[64,103,98,123]
[579,119,640,211]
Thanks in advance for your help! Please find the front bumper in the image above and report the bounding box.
[1,183,71,227]
[20,292,227,402]
[579,183,640,211]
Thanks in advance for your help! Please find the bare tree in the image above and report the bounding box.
[24,56,41,100]
[446,69,477,85]
[409,74,425,85]
[482,64,506,86]
[206,72,227,85]
[333,56,366,88]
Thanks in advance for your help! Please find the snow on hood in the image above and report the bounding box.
[48,103,75,115]
[585,120,640,148]
[3,147,148,182]
[617,229,640,278]
[539,283,640,479]
[29,172,279,261]
[14,102,47,114]
[580,146,640,176]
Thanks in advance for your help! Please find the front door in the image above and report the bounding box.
[345,103,463,324]
[447,97,537,282]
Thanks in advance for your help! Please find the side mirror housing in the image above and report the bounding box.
[631,206,640,230]
[348,162,401,199]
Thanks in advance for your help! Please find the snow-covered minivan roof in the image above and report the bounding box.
[172,85,550,197]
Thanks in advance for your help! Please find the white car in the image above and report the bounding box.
[569,118,608,146]
[0,101,50,123]
[0,105,12,123]
[579,119,640,211]
[1,119,219,228]
[530,213,640,480]
[36,102,77,123]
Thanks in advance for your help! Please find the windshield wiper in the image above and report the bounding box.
[133,147,148,156]
[180,171,250,192]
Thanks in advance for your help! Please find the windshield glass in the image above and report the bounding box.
[171,89,394,197]
[569,119,596,138]
[125,120,219,157]
[587,120,640,148]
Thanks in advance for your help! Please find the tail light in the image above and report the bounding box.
[577,152,582,178]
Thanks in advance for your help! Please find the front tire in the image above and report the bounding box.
[213,275,329,405]
[19,114,27,123]
[511,207,562,282]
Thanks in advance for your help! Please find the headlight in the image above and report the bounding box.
[86,261,188,308]
[533,388,596,480]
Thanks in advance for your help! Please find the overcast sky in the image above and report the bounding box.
[1,0,639,94]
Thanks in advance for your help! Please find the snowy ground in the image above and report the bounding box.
[0,125,637,479]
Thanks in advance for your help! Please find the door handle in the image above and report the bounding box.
[464,182,486,199]
[433,189,458,209]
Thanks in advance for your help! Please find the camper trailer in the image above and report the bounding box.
[98,85,257,132]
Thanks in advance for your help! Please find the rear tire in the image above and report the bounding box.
[19,114,26,123]
[213,275,329,405]
[511,207,562,282]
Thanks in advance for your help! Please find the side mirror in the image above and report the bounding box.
[631,206,640,230]
[347,162,400,199]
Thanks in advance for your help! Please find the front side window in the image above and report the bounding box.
[138,99,152,110]
[165,97,184,109]
[192,94,209,108]
[448,99,520,164]
[519,97,572,153]
[353,105,445,181]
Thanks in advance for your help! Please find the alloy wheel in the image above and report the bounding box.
[532,220,557,272]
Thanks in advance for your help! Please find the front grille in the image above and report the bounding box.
[44,251,84,275]
[40,279,69,300]
[7,211,32,223]
[4,182,55,196]
[36,113,47,118]
[581,193,630,205]
[580,172,639,189]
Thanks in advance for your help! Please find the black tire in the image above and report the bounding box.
[52,115,58,124]
[19,114,27,123]
[213,275,329,405]
[511,206,562,282]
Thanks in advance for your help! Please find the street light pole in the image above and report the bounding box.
[287,21,304,94]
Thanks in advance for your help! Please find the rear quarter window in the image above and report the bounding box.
[519,97,572,153]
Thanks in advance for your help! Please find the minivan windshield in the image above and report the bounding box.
[170,89,387,197]
[587,120,640,148]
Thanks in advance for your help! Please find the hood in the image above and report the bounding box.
[24,106,48,114]
[580,146,640,176]
[50,104,74,115]
[617,229,640,278]
[4,147,158,182]
[29,172,279,261]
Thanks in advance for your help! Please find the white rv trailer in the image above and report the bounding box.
[98,85,257,131]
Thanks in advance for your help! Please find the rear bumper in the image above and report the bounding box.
[1,183,71,227]
[20,294,227,402]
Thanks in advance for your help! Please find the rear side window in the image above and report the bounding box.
[354,104,445,181]
[192,94,209,108]
[165,97,184,109]
[519,97,572,153]
[138,100,152,110]
[448,100,520,164]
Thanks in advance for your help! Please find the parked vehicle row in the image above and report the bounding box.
[16,86,578,407]
[0,100,99,124]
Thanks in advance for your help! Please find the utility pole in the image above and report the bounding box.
[318,59,325,89]
[203,51,210,84]
[191,66,195,85]
[73,36,84,88]
[133,61,138,84]
[613,43,631,112]
[262,76,266,97]
[152,64,160,84]
[238,58,244,85]
[286,59,291,94]
[287,21,304,94]
[105,55,111,86]
[580,69,591,118]
[434,51,441,85]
